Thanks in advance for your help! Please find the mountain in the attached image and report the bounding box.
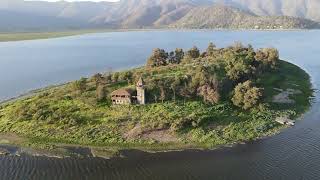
[0,0,320,31]
[0,10,91,32]
[211,0,320,22]
[91,0,212,28]
[171,5,320,29]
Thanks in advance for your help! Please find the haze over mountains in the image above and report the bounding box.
[1,0,320,31]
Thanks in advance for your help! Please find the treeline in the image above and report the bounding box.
[69,42,279,110]
[144,42,279,109]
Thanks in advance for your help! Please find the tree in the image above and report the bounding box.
[224,50,255,81]
[105,74,112,83]
[255,48,279,70]
[174,48,184,64]
[92,73,103,87]
[197,84,220,104]
[186,46,200,59]
[111,72,120,82]
[170,77,181,102]
[72,77,87,94]
[168,51,175,64]
[146,48,168,67]
[119,71,133,84]
[96,84,106,101]
[232,81,263,110]
[196,73,220,104]
[206,42,217,57]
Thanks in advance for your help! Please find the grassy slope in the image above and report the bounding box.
[0,29,163,42]
[0,60,313,152]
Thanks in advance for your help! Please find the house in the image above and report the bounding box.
[111,77,146,105]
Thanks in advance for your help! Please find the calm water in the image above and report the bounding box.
[0,30,320,180]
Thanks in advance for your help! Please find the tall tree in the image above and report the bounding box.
[96,84,106,102]
[186,46,200,59]
[174,48,184,64]
[92,73,103,87]
[72,77,87,94]
[206,42,217,57]
[146,48,168,67]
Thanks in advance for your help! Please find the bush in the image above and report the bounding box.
[232,81,263,110]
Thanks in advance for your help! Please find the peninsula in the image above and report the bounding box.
[0,42,313,155]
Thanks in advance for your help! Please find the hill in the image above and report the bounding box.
[212,0,320,22]
[171,5,320,29]
[0,0,320,31]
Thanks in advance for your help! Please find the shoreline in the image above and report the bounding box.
[0,28,318,42]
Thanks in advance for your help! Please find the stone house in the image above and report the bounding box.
[111,77,146,105]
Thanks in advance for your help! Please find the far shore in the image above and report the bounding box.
[0,28,316,42]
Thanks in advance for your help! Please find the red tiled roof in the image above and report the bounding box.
[111,88,134,96]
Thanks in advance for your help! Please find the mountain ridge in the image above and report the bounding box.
[0,0,320,31]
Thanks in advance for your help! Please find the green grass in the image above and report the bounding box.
[0,59,313,153]
[256,60,313,115]
[0,29,145,42]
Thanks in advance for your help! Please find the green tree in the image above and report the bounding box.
[174,48,184,64]
[232,81,263,110]
[206,42,217,57]
[197,84,220,104]
[72,77,87,94]
[92,73,103,87]
[224,50,255,81]
[111,72,120,82]
[168,51,175,64]
[96,84,106,102]
[186,46,200,59]
[255,48,279,69]
[146,48,169,67]
[170,77,181,102]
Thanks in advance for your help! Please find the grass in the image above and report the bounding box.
[0,28,167,42]
[0,61,312,154]
[256,60,313,115]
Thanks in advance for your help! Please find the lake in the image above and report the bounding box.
[0,30,320,180]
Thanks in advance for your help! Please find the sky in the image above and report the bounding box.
[25,0,119,2]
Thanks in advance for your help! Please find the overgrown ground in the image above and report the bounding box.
[0,60,313,153]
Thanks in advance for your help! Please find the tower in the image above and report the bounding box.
[136,77,146,105]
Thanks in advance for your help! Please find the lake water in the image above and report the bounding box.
[0,30,320,179]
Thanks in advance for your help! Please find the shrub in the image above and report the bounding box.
[232,81,263,110]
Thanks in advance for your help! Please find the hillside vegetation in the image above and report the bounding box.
[171,5,320,29]
[0,42,313,151]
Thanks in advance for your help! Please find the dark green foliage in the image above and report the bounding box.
[146,48,169,67]
[96,84,107,102]
[186,46,200,59]
[72,77,87,94]
[223,46,256,81]
[92,73,104,87]
[232,81,263,110]
[174,48,184,64]
[206,42,217,57]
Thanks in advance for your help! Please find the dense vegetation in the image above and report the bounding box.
[0,42,313,151]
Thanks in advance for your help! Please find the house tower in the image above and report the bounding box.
[136,77,146,105]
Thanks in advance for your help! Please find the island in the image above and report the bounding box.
[0,42,313,157]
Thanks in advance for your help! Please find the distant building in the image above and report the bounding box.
[111,77,146,105]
